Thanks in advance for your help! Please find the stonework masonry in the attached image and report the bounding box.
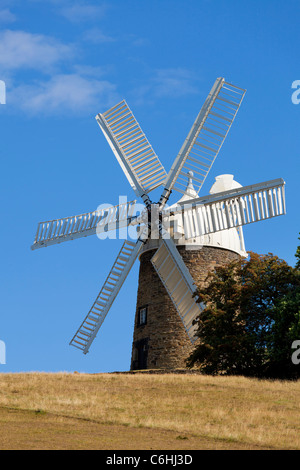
[130,245,240,370]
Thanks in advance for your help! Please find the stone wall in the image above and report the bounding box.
[130,245,240,370]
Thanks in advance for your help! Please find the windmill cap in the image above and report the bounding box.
[209,174,242,194]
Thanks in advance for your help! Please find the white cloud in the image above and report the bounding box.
[72,64,111,78]
[0,8,16,23]
[152,68,198,98]
[132,68,198,105]
[0,30,73,73]
[60,3,107,23]
[12,73,118,115]
[0,28,118,116]
[27,0,109,23]
[0,23,119,116]
[83,28,116,44]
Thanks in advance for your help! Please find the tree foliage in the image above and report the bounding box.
[187,250,300,379]
[295,233,300,270]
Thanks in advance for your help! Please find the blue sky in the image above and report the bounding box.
[0,0,299,373]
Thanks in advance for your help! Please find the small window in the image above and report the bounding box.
[138,306,147,326]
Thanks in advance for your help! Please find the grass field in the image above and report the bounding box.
[0,371,299,450]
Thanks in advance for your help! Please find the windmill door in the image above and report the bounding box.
[132,338,149,370]
[138,342,148,370]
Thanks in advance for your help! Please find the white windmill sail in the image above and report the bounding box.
[165,178,286,240]
[31,200,138,250]
[70,238,145,354]
[96,200,139,236]
[151,239,204,342]
[96,100,167,206]
[159,78,246,207]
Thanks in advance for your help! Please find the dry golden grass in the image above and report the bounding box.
[0,372,300,450]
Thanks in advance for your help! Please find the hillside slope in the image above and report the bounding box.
[0,372,299,450]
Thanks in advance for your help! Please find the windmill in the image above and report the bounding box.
[31,77,286,367]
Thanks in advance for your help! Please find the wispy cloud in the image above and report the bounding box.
[60,3,107,23]
[12,73,118,115]
[72,64,113,78]
[27,0,108,24]
[82,27,116,44]
[0,30,73,73]
[132,68,198,105]
[0,2,118,117]
[0,28,118,115]
[0,8,16,23]
[152,68,198,98]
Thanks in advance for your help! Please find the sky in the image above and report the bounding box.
[0,0,299,373]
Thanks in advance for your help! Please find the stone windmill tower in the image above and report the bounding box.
[31,77,286,370]
[131,173,247,370]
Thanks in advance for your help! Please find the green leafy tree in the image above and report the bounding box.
[187,251,300,378]
[295,233,300,270]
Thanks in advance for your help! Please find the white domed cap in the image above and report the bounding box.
[210,174,242,194]
[202,174,247,258]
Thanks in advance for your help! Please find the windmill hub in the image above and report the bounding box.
[140,207,150,226]
[138,204,162,240]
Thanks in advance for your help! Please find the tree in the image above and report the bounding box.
[187,251,300,379]
[295,233,300,270]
